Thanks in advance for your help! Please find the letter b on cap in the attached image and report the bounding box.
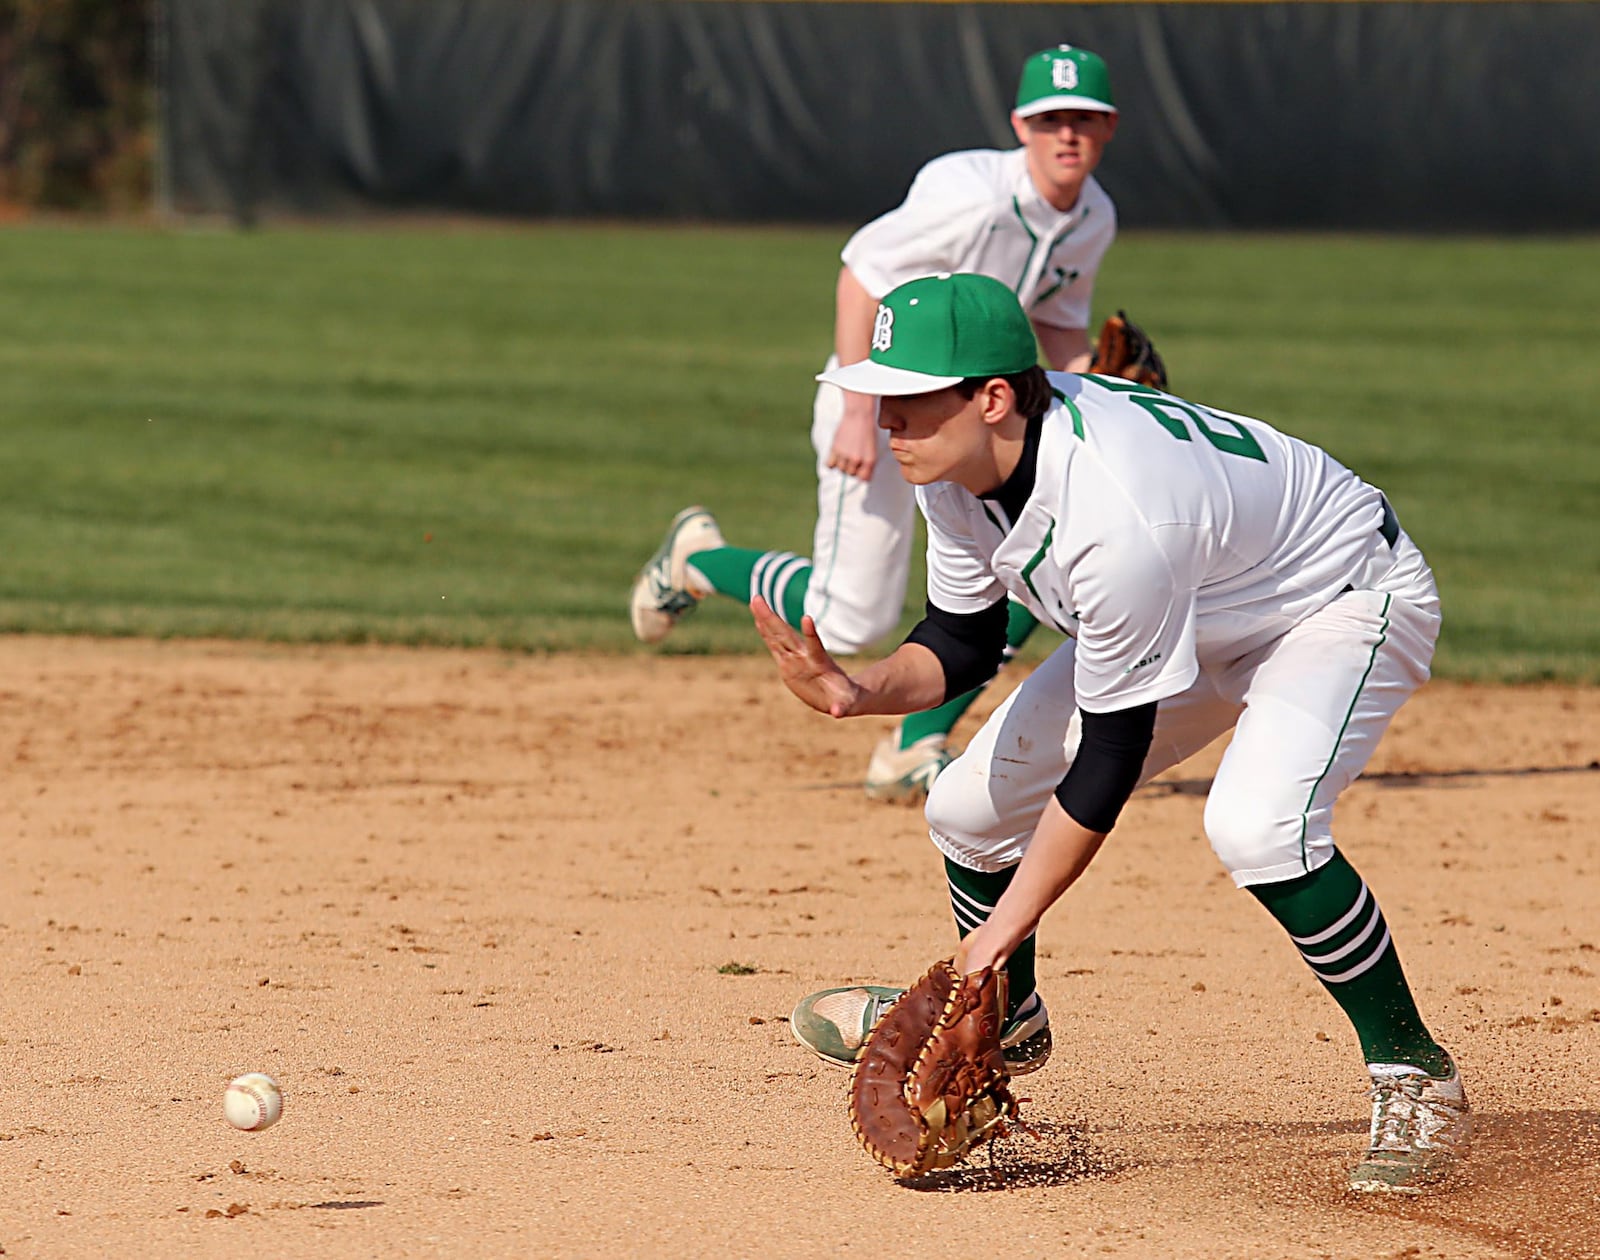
[871,304,894,352]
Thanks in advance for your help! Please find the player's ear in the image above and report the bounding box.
[1009,111,1029,147]
[1101,110,1120,141]
[979,378,1015,427]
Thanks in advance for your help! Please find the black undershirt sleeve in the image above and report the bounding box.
[901,599,1009,703]
[1054,701,1159,834]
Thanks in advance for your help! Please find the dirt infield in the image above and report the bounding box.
[0,636,1597,1259]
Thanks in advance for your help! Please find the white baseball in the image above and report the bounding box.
[224,1072,283,1131]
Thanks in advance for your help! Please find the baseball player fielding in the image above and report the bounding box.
[630,44,1126,804]
[764,272,1471,1194]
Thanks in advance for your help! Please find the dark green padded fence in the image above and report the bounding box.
[160,0,1600,230]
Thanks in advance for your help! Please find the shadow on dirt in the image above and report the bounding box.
[1145,762,1600,798]
[897,1118,1120,1193]
[801,762,1598,797]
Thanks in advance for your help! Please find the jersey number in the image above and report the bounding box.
[1085,378,1267,463]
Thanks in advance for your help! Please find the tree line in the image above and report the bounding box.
[0,0,151,212]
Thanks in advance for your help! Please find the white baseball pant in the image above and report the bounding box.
[803,363,917,655]
[925,533,1441,886]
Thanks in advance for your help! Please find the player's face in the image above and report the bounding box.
[1011,108,1118,211]
[877,385,1002,492]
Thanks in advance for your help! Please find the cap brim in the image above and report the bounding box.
[816,360,965,397]
[1015,96,1117,119]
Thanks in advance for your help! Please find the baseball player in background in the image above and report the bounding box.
[631,45,1122,801]
[771,273,1470,1194]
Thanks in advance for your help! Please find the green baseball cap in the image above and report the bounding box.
[817,273,1039,396]
[1015,45,1116,118]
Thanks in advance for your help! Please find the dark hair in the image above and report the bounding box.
[953,365,1054,421]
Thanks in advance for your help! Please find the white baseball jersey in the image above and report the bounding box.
[841,148,1116,330]
[918,373,1398,713]
[804,148,1117,653]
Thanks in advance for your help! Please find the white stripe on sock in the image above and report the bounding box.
[1317,926,1393,984]
[752,556,784,604]
[765,554,809,618]
[1289,882,1370,947]
[1300,898,1384,968]
[751,551,796,605]
[947,881,996,917]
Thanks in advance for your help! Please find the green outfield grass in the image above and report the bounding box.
[0,222,1595,681]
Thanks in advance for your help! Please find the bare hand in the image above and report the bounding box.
[954,923,1011,976]
[825,396,879,482]
[750,597,861,718]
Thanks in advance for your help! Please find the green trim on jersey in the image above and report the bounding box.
[1297,593,1393,869]
[1009,201,1091,309]
[1019,519,1056,607]
[1051,387,1085,438]
[1008,196,1040,299]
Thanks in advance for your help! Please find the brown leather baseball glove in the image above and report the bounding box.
[1089,309,1169,388]
[848,958,1018,1177]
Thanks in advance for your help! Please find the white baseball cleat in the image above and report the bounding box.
[629,506,725,644]
[863,726,952,803]
[1348,1059,1471,1194]
[790,984,1053,1075]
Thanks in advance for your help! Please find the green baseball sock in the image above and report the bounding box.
[899,603,1041,748]
[944,856,1036,1023]
[685,547,810,628]
[1250,849,1450,1076]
